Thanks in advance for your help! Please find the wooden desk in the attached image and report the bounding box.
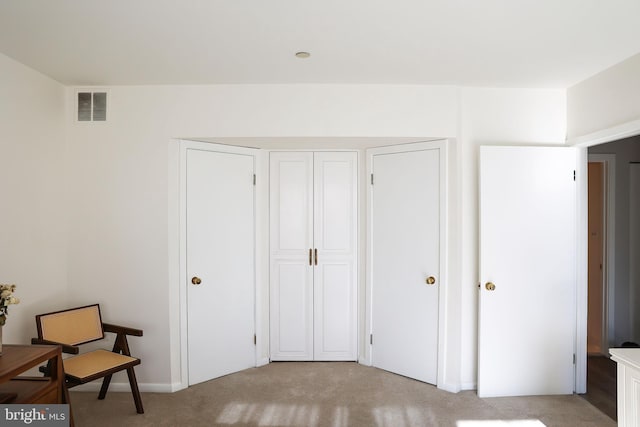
[0,344,73,425]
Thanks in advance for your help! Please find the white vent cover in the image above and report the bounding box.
[77,91,107,121]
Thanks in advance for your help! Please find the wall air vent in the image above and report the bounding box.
[77,91,107,121]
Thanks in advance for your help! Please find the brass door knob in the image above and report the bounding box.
[485,282,496,291]
[426,276,436,285]
[191,276,202,285]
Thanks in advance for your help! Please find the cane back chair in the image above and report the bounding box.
[32,304,144,414]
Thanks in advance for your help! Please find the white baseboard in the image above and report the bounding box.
[257,357,270,367]
[170,381,187,392]
[460,382,477,391]
[438,382,461,394]
[358,356,372,366]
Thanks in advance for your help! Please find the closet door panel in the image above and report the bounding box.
[273,154,313,252]
[270,152,314,360]
[314,261,356,359]
[272,262,313,356]
[314,152,358,360]
[316,158,353,251]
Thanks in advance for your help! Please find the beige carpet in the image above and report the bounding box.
[70,362,615,427]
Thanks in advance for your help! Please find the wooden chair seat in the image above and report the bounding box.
[63,350,140,383]
[32,304,144,414]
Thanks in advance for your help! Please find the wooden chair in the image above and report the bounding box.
[31,304,144,414]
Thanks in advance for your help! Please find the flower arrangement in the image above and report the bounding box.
[0,284,19,326]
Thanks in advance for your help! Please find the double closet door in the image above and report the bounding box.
[270,151,357,361]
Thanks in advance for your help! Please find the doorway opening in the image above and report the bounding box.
[582,152,616,420]
[587,160,607,355]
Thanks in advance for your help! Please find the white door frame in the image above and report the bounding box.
[365,140,449,390]
[587,154,616,354]
[178,139,263,389]
[568,118,640,393]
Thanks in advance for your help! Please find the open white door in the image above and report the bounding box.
[186,145,256,385]
[369,141,445,385]
[478,146,577,397]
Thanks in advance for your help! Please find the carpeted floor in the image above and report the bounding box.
[70,362,615,427]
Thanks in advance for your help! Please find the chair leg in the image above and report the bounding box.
[126,367,144,414]
[98,374,112,400]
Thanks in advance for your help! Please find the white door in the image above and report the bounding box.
[270,152,314,360]
[369,141,444,385]
[270,151,358,361]
[186,146,256,385]
[313,152,358,360]
[478,146,577,397]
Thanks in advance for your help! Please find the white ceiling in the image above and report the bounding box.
[1,0,639,88]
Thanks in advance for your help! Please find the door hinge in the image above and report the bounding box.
[253,174,256,186]
[371,174,374,185]
[254,334,257,345]
[573,170,576,181]
[573,353,576,364]
[370,334,373,345]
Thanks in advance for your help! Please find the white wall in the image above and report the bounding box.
[0,53,67,343]
[63,83,568,391]
[458,87,567,388]
[0,70,568,390]
[567,53,640,139]
[65,84,464,390]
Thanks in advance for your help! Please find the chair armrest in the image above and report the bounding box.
[31,338,80,354]
[102,323,143,337]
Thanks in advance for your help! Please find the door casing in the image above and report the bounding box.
[587,154,615,355]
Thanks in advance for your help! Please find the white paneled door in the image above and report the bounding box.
[186,145,256,385]
[313,153,358,360]
[270,152,357,361]
[369,141,445,385]
[478,146,577,397]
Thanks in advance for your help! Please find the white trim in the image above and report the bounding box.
[357,149,367,365]
[178,139,261,389]
[568,119,640,395]
[460,382,476,391]
[364,150,374,368]
[365,139,452,391]
[588,154,616,354]
[255,150,268,368]
[567,118,640,147]
[358,356,370,366]
[438,141,450,391]
[629,164,640,342]
[575,147,588,394]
